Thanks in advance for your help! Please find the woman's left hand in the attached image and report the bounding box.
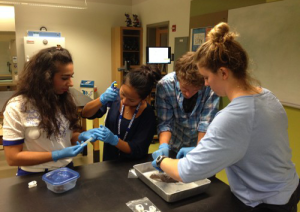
[78,128,101,142]
[98,125,119,146]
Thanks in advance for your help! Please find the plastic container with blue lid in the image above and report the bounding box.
[42,167,80,193]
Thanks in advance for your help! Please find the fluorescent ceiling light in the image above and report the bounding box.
[0,0,88,9]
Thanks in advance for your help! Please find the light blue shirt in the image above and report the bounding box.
[156,72,219,152]
[178,88,299,207]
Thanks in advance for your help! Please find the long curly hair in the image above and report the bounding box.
[3,47,80,138]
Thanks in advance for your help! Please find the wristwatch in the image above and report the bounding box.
[156,155,167,167]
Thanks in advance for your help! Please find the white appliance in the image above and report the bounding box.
[24,37,65,61]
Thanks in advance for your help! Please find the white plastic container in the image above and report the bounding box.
[42,167,80,193]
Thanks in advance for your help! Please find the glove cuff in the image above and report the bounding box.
[159,143,169,149]
[52,151,59,162]
[112,135,119,146]
[100,94,107,105]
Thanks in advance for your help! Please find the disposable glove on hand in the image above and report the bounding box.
[52,142,87,162]
[97,125,119,146]
[176,147,195,159]
[152,158,163,172]
[152,143,169,159]
[78,128,101,143]
[100,81,118,105]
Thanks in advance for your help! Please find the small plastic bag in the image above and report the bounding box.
[128,168,138,178]
[126,197,160,212]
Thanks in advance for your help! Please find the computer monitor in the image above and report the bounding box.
[146,46,171,64]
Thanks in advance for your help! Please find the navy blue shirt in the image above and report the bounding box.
[85,98,156,161]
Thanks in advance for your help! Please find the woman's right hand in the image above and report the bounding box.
[100,81,118,105]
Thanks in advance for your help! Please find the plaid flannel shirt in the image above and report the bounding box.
[155,72,220,152]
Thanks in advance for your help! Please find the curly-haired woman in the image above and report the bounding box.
[2,47,99,176]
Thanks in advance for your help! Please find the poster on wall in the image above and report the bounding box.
[190,27,213,52]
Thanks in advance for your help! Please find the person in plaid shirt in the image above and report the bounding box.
[152,52,219,159]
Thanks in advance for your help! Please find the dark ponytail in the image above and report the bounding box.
[124,65,161,99]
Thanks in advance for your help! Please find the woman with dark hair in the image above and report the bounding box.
[152,22,300,211]
[82,65,161,161]
[2,47,100,176]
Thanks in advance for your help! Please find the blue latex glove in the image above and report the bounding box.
[100,81,118,105]
[78,128,101,143]
[97,125,119,146]
[152,143,169,159]
[176,147,195,159]
[52,142,87,162]
[152,158,163,172]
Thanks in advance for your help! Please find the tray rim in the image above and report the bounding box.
[133,162,211,202]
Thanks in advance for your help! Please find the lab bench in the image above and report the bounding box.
[0,154,251,212]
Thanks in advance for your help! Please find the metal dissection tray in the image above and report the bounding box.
[133,162,211,202]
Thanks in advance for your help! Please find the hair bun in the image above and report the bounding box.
[125,64,162,99]
[208,22,236,44]
[141,65,161,84]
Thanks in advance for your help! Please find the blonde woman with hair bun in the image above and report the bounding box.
[152,22,300,211]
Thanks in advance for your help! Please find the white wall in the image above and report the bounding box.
[132,0,191,72]
[14,1,132,94]
[13,0,192,93]
[228,0,300,108]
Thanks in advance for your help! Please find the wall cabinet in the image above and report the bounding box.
[111,27,143,86]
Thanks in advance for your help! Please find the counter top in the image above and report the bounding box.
[0,155,250,212]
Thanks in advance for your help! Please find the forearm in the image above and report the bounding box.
[197,132,206,144]
[5,149,53,166]
[160,158,182,182]
[159,131,171,145]
[115,138,131,154]
[81,98,103,117]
